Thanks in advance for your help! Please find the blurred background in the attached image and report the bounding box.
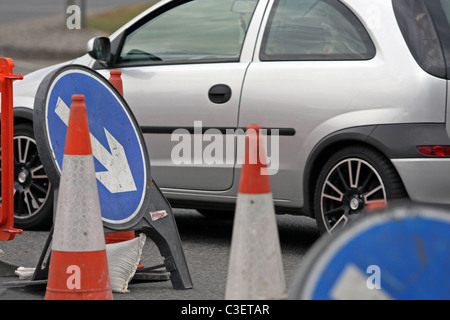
[0,0,157,74]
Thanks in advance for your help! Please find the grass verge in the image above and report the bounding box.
[86,2,158,35]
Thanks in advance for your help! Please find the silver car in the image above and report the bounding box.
[10,0,450,233]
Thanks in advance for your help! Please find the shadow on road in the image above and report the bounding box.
[173,209,321,249]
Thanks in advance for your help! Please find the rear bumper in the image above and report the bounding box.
[392,158,450,204]
[367,123,450,204]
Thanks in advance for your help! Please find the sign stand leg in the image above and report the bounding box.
[141,181,192,289]
[31,227,52,281]
[113,180,193,290]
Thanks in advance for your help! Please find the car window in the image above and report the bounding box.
[393,0,449,79]
[432,0,450,78]
[260,0,375,61]
[118,0,258,65]
[443,0,450,18]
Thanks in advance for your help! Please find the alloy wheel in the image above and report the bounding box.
[1,134,52,223]
[319,158,387,233]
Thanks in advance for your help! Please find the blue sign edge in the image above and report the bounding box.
[33,64,151,230]
[289,204,450,300]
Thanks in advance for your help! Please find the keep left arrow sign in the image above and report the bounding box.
[55,97,137,194]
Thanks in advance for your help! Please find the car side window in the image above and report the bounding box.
[393,0,449,79]
[118,0,258,65]
[260,0,375,61]
[442,0,450,18]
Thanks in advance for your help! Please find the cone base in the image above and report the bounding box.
[105,231,135,244]
[225,193,287,300]
[45,250,113,300]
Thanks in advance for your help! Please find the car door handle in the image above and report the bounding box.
[208,84,232,104]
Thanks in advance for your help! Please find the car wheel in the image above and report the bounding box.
[314,145,406,234]
[1,123,53,230]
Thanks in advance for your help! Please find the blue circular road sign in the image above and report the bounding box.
[290,203,450,300]
[34,65,150,229]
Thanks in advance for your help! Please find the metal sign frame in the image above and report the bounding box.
[0,58,23,241]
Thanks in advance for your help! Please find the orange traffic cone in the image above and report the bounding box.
[109,70,124,96]
[225,125,287,300]
[45,94,113,300]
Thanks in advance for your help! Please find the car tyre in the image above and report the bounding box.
[2,123,54,230]
[314,145,406,234]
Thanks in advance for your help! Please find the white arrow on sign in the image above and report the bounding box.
[55,97,137,194]
[330,264,392,300]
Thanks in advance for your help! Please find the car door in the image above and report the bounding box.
[100,0,261,191]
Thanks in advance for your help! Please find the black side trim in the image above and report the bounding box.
[367,123,450,158]
[141,126,296,136]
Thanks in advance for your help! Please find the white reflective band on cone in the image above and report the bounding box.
[52,154,105,252]
[226,192,287,300]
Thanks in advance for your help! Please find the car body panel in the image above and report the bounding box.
[97,62,248,191]
[392,158,450,203]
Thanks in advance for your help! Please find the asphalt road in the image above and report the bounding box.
[0,209,320,300]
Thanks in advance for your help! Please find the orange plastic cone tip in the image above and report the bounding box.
[109,70,124,96]
[64,94,92,156]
